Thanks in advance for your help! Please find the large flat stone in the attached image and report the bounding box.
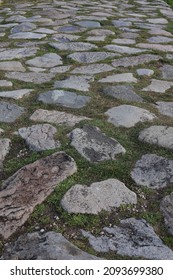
[0,80,12,87]
[131,154,173,189]
[9,32,46,39]
[0,47,38,60]
[160,192,173,236]
[75,20,101,28]
[18,124,61,151]
[26,53,62,68]
[82,218,173,259]
[156,102,173,118]
[11,22,36,33]
[38,90,90,109]
[112,54,161,68]
[68,125,126,162]
[5,72,55,84]
[147,36,173,44]
[0,89,33,99]
[160,64,173,80]
[104,44,146,54]
[0,152,77,239]
[61,179,137,214]
[67,52,118,63]
[101,85,143,102]
[139,126,173,150]
[99,73,137,83]
[137,43,173,52]
[105,105,156,128]
[54,75,94,91]
[49,42,97,51]
[0,102,25,123]
[71,64,114,74]
[30,109,90,127]
[0,61,25,72]
[1,231,101,260]
[142,79,173,93]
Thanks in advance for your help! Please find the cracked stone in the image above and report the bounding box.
[0,102,25,123]
[156,102,173,118]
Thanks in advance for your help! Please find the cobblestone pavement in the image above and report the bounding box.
[1,0,173,260]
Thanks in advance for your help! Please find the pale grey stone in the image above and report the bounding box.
[86,36,106,41]
[18,124,60,151]
[137,43,173,52]
[34,28,56,34]
[30,109,90,127]
[38,90,90,109]
[105,44,146,54]
[88,29,114,35]
[0,138,11,170]
[1,231,100,260]
[112,54,161,68]
[112,39,136,45]
[50,65,71,73]
[147,18,168,24]
[112,20,132,27]
[160,193,173,236]
[147,36,173,43]
[131,154,173,189]
[101,85,143,102]
[0,47,38,60]
[68,125,126,162]
[156,102,173,118]
[52,34,80,42]
[0,152,77,239]
[137,68,154,76]
[82,218,173,259]
[54,75,94,91]
[0,61,25,72]
[160,65,173,80]
[57,25,85,33]
[149,29,173,37]
[61,179,137,214]
[105,105,156,128]
[28,67,46,72]
[26,53,62,68]
[0,102,25,123]
[0,80,12,87]
[142,79,173,93]
[75,20,101,28]
[49,42,97,51]
[5,15,26,22]
[71,64,114,74]
[0,89,33,100]
[11,22,36,33]
[68,52,118,63]
[99,73,137,83]
[5,72,55,84]
[0,129,4,135]
[121,32,139,39]
[9,32,47,39]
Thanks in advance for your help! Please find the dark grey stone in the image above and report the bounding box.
[101,85,143,102]
[160,192,173,236]
[0,102,25,123]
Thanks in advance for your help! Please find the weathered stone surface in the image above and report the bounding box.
[0,102,25,123]
[0,89,33,99]
[71,64,114,74]
[137,43,173,52]
[26,53,62,68]
[147,36,173,44]
[112,38,136,45]
[76,20,101,28]
[50,65,71,73]
[99,73,137,83]
[54,75,94,91]
[112,20,132,27]
[86,35,106,41]
[88,29,114,36]
[0,152,77,239]
[18,124,61,151]
[160,65,173,80]
[0,80,12,87]
[57,25,85,33]
[136,68,154,76]
[5,72,55,84]
[0,61,25,72]
[101,85,143,102]
[156,102,173,118]
[52,33,80,42]
[38,90,90,109]
[105,105,156,128]
[112,54,161,68]
[0,47,38,60]
[82,218,173,259]
[160,192,173,236]
[11,22,36,33]
[105,44,146,54]
[30,109,90,127]
[67,52,118,63]
[49,42,97,51]
[0,138,11,171]
[61,179,137,214]
[139,126,173,150]
[68,125,126,162]
[9,32,46,39]
[1,231,101,260]
[131,154,173,189]
[147,18,168,24]
[142,79,173,93]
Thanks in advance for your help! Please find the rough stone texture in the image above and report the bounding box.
[139,126,173,150]
[54,75,94,91]
[50,65,71,73]
[142,79,173,93]
[99,73,137,83]
[82,218,173,259]
[30,109,90,127]
[160,64,173,80]
[0,102,25,123]
[112,20,132,27]
[137,43,173,52]
[131,154,173,189]
[112,38,136,45]
[0,89,33,99]
[160,193,173,236]
[9,31,46,39]
[104,44,146,54]
[0,61,25,72]
[0,138,11,171]
[105,105,156,128]
[68,125,126,162]
[67,52,118,63]
[18,124,61,151]
[61,179,137,214]
[112,54,161,68]
[101,85,143,102]
[156,102,173,118]
[1,231,101,260]
[147,36,173,44]
[76,20,101,28]
[38,90,90,109]
[0,80,12,87]
[71,64,114,74]
[136,68,154,76]
[26,53,62,68]
[0,47,38,60]
[10,22,36,33]
[0,152,77,239]
[5,72,55,84]
[49,42,97,51]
